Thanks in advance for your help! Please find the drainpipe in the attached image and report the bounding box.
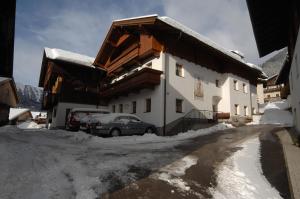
[162,52,167,136]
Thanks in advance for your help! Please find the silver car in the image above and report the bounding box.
[90,113,157,136]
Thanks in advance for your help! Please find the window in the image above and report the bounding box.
[132,101,136,114]
[176,99,183,113]
[176,63,184,77]
[119,104,123,113]
[267,95,270,98]
[215,79,220,87]
[129,116,140,122]
[276,94,280,97]
[233,80,238,90]
[145,98,151,112]
[244,106,248,116]
[243,83,247,93]
[234,104,239,115]
[112,105,116,113]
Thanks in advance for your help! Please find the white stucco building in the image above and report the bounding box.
[93,15,263,135]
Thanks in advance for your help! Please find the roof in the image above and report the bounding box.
[0,76,19,106]
[246,0,289,57]
[9,108,31,120]
[96,15,262,73]
[44,47,95,67]
[276,56,291,84]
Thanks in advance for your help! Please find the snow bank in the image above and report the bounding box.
[17,121,42,130]
[151,155,198,193]
[259,100,293,126]
[211,137,282,199]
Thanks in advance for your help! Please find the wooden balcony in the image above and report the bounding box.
[100,68,162,98]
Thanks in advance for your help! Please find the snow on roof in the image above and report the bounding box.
[113,14,158,22]
[157,16,262,72]
[0,77,11,84]
[44,47,95,67]
[9,108,31,120]
[245,62,263,72]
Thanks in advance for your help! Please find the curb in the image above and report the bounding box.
[277,129,300,199]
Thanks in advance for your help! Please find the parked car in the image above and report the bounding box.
[90,113,157,136]
[80,113,108,133]
[66,108,110,131]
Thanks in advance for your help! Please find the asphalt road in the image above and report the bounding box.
[0,125,290,199]
[101,125,290,199]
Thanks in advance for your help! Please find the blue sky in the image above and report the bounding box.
[13,0,275,86]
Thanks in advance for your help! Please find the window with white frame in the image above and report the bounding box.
[132,101,136,114]
[215,79,220,87]
[176,63,184,77]
[176,99,183,113]
[145,98,151,113]
[233,80,238,90]
[119,104,123,113]
[234,104,239,115]
[243,83,247,93]
[244,106,248,116]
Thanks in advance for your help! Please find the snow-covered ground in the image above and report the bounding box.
[211,137,282,199]
[250,100,293,126]
[0,123,232,199]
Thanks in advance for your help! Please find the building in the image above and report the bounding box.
[257,74,284,103]
[38,48,107,128]
[0,77,18,125]
[0,0,18,126]
[247,0,300,132]
[93,15,264,135]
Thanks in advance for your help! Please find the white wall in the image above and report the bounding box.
[289,26,300,132]
[165,53,224,124]
[51,102,107,128]
[108,52,165,127]
[106,52,258,128]
[227,73,253,116]
[257,83,264,104]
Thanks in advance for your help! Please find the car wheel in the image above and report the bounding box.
[145,127,154,134]
[110,129,121,137]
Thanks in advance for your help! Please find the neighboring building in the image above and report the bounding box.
[0,0,18,126]
[247,0,300,132]
[38,48,107,128]
[93,15,264,135]
[9,108,32,125]
[0,77,18,125]
[263,74,284,103]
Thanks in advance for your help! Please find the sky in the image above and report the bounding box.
[13,0,277,86]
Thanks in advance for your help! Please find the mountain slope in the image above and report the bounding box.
[16,82,43,111]
[261,48,287,77]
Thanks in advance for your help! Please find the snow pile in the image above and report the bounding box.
[151,155,198,193]
[17,121,42,129]
[259,100,293,126]
[211,137,282,199]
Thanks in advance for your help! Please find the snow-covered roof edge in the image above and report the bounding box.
[157,16,263,73]
[44,47,95,67]
[9,108,31,120]
[113,14,158,23]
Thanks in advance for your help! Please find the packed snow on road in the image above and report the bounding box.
[210,137,283,199]
[0,123,231,199]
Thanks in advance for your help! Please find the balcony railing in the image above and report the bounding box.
[100,67,162,98]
